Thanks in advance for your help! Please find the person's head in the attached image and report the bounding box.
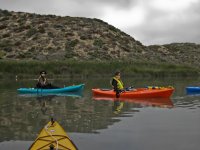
[40,71,47,77]
[114,71,121,79]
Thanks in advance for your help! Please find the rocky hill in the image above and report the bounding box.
[147,43,200,67]
[0,9,200,67]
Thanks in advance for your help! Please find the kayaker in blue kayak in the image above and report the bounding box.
[111,71,124,98]
[36,71,58,89]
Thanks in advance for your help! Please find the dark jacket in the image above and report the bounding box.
[112,78,122,98]
[112,78,118,92]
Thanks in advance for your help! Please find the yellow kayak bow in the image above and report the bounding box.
[29,119,78,150]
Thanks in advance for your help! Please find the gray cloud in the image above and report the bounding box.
[125,0,200,45]
[0,0,136,16]
[0,0,199,45]
[72,0,138,10]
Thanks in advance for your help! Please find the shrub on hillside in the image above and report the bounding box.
[93,38,104,48]
[108,25,119,32]
[65,39,79,50]
[48,32,54,38]
[0,51,5,59]
[0,16,9,21]
[0,40,13,51]
[80,33,93,40]
[38,26,45,33]
[0,24,7,30]
[26,28,37,37]
[2,33,11,38]
[1,10,11,16]
[14,41,22,46]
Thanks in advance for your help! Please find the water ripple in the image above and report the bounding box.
[174,96,200,109]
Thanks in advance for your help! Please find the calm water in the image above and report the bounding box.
[0,77,200,150]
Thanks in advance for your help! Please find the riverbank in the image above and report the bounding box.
[0,60,199,79]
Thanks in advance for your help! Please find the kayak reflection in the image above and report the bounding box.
[36,95,55,115]
[18,91,83,98]
[93,96,174,108]
[18,91,83,115]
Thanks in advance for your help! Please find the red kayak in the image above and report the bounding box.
[92,87,174,99]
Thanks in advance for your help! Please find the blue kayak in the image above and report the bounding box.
[18,84,84,94]
[186,87,200,94]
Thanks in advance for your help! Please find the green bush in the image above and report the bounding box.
[0,40,13,51]
[93,39,104,48]
[65,39,79,50]
[26,28,37,37]
[38,27,45,33]
[1,10,11,16]
[2,33,11,38]
[108,25,119,32]
[48,32,54,38]
[0,25,7,30]
[0,51,5,59]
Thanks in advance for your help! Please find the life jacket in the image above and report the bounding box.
[113,77,124,90]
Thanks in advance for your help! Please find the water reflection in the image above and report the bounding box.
[186,92,200,97]
[0,77,200,148]
[18,90,84,116]
[18,91,83,98]
[36,96,55,115]
[0,91,85,141]
[186,91,200,96]
[112,100,124,114]
[0,91,125,141]
[93,97,174,108]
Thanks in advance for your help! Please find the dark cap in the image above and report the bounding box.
[114,71,120,76]
[40,71,47,75]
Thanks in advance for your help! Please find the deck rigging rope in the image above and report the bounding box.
[45,123,59,150]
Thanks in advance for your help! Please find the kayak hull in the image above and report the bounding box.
[92,88,174,99]
[18,84,84,94]
[186,87,200,94]
[29,121,78,150]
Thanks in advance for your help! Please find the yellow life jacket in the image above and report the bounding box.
[113,77,124,90]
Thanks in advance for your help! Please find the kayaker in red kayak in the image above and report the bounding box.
[36,71,58,89]
[111,71,125,98]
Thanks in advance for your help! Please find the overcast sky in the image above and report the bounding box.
[0,0,199,45]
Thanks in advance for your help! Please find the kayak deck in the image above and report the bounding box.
[29,121,78,150]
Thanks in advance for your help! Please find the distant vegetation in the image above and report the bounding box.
[0,60,199,79]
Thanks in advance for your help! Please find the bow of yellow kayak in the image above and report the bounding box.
[29,120,78,150]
